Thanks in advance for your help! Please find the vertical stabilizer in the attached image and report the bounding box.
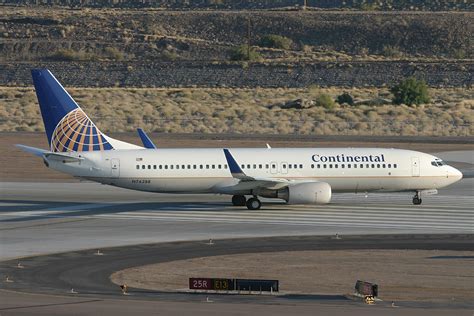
[31,69,141,152]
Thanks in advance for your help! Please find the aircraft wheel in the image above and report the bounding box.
[412,197,422,205]
[232,195,247,206]
[246,197,262,210]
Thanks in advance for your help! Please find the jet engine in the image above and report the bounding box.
[257,182,332,204]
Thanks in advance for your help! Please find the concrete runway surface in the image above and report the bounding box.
[0,177,473,260]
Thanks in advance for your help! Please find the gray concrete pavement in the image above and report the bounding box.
[1,178,473,260]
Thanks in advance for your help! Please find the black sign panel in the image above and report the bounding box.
[235,279,279,292]
[212,278,235,291]
[190,278,279,292]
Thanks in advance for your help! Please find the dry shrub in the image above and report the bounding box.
[1,87,472,136]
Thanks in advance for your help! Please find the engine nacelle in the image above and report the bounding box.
[257,182,332,204]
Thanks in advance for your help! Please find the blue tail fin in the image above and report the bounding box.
[31,69,114,152]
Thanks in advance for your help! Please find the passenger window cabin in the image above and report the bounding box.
[135,160,399,173]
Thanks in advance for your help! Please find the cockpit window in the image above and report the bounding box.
[431,160,447,167]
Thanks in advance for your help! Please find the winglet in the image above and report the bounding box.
[137,128,157,149]
[223,149,251,180]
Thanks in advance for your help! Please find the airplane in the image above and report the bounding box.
[17,69,463,210]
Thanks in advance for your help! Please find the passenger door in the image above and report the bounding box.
[111,158,120,178]
[411,157,420,177]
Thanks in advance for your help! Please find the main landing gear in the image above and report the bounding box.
[231,195,246,206]
[412,192,422,205]
[246,197,262,210]
[231,195,262,210]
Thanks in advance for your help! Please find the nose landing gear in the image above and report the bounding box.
[412,192,422,205]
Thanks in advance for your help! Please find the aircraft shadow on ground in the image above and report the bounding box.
[0,195,441,223]
[0,199,288,222]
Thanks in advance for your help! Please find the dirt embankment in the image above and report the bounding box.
[3,0,473,11]
[2,61,472,88]
[1,9,472,88]
[2,10,472,58]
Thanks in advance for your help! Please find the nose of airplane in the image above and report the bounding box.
[449,167,463,182]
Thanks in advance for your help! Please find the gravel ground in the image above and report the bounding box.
[111,249,474,302]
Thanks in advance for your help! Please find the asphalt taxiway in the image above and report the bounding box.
[1,234,473,316]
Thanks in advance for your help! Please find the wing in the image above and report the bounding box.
[219,149,294,193]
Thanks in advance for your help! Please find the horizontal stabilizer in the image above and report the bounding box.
[44,152,83,163]
[16,144,83,163]
[15,144,47,157]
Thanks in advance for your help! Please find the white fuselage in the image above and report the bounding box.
[47,147,462,196]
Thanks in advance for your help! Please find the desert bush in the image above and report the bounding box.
[229,45,261,61]
[336,92,354,105]
[104,47,124,61]
[160,50,178,61]
[314,94,335,110]
[260,35,293,50]
[382,45,403,58]
[391,77,430,106]
[1,87,469,136]
[452,49,466,59]
[49,49,98,61]
[359,2,380,11]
